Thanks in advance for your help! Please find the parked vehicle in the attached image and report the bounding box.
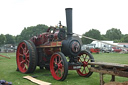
[90,48,100,54]
[82,44,100,54]
[112,47,122,52]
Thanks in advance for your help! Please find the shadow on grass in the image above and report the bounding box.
[30,69,52,77]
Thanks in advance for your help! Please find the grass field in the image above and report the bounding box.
[0,52,128,85]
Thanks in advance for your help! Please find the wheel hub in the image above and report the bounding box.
[83,61,88,67]
[58,64,62,69]
[23,55,26,60]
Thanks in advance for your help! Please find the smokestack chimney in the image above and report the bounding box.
[65,8,72,38]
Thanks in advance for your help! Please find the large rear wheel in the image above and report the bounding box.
[77,51,94,77]
[16,40,37,73]
[50,52,68,81]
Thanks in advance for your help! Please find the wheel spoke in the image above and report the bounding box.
[26,58,29,62]
[55,69,59,77]
[26,59,30,65]
[19,53,24,57]
[82,54,85,61]
[79,58,83,62]
[54,58,57,64]
[24,63,28,69]
[23,65,26,70]
[84,67,87,74]
[86,65,90,70]
[21,46,24,51]
[84,54,87,61]
[21,62,28,70]
[23,44,27,54]
[86,58,90,63]
[55,69,59,74]
[26,55,29,59]
[58,60,62,64]
[25,50,29,55]
[82,67,85,73]
[20,60,25,65]
[22,48,26,54]
[60,67,64,77]
[81,55,84,60]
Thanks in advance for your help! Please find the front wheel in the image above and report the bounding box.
[76,50,95,77]
[50,52,68,81]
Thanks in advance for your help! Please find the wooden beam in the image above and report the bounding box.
[88,62,128,68]
[90,67,128,77]
[100,73,104,85]
[23,76,51,85]
[37,45,61,48]
[111,75,115,82]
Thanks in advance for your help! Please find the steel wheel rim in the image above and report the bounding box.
[16,42,30,73]
[77,52,90,76]
[50,53,64,80]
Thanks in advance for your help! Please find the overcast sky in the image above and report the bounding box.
[0,0,128,36]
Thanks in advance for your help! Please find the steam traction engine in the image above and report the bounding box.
[16,8,94,81]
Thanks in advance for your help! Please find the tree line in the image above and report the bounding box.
[0,24,48,46]
[82,28,128,44]
[0,24,128,46]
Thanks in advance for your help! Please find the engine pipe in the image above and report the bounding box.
[65,8,72,38]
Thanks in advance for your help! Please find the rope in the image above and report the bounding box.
[74,33,128,50]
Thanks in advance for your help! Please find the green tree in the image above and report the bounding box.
[106,28,122,40]
[5,34,15,44]
[82,29,101,44]
[15,35,23,45]
[0,34,6,46]
[20,24,48,40]
[121,34,128,43]
[101,34,108,40]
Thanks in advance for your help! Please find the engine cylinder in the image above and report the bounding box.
[61,37,81,56]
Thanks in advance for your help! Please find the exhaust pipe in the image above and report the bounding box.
[65,8,72,38]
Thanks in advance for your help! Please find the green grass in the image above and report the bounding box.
[0,52,128,85]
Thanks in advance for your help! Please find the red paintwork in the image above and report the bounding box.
[90,48,100,53]
[31,27,60,46]
[44,47,61,55]
[16,42,30,73]
[31,33,48,46]
[53,29,60,40]
[50,53,64,80]
[30,27,62,56]
[112,47,122,52]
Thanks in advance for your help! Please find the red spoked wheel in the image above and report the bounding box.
[50,52,68,81]
[77,51,94,77]
[16,40,37,73]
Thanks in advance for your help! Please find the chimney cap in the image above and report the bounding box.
[65,8,72,10]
